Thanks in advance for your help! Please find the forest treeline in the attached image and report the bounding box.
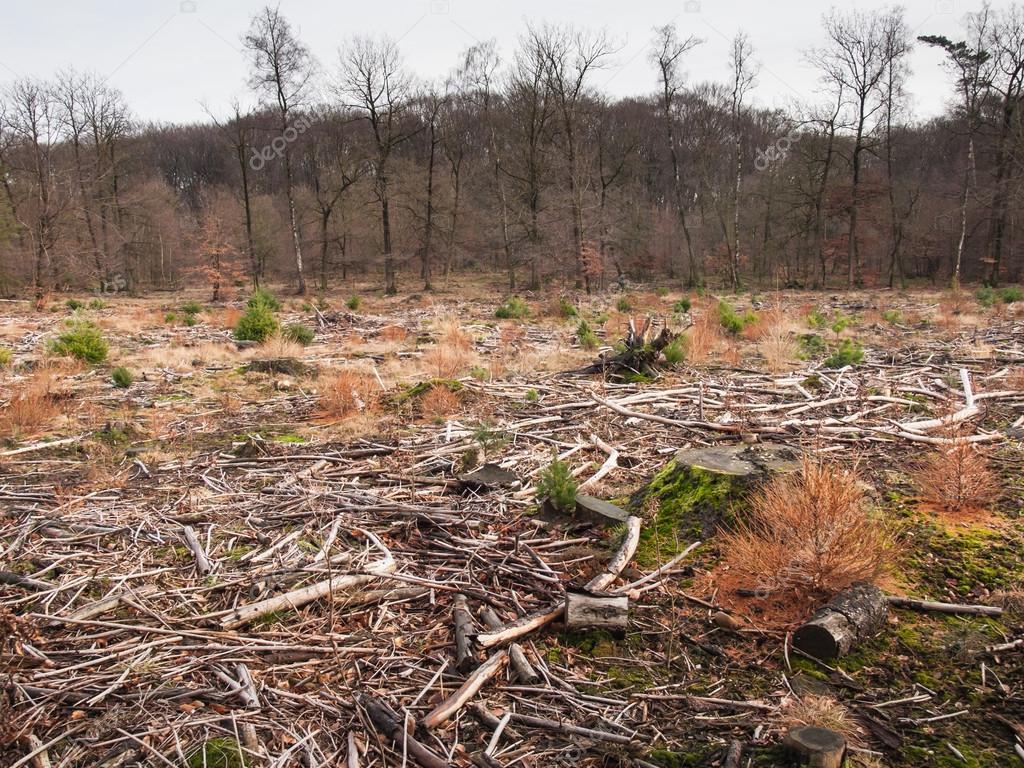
[2,4,1024,298]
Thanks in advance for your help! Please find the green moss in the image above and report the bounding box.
[187,738,247,768]
[560,628,616,656]
[393,378,463,403]
[631,460,737,565]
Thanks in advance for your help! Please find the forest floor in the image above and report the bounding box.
[0,280,1022,768]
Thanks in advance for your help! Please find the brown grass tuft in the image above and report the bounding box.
[438,318,472,350]
[912,441,1000,515]
[422,343,470,379]
[379,324,409,343]
[419,385,460,421]
[779,694,865,750]
[320,369,381,419]
[0,372,61,438]
[719,457,891,604]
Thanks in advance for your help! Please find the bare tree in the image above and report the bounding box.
[244,5,315,294]
[727,32,758,291]
[651,24,703,286]
[340,35,413,295]
[3,79,63,298]
[529,23,614,293]
[815,8,904,286]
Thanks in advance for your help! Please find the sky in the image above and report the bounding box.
[0,0,999,126]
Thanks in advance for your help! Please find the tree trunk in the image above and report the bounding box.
[283,148,306,295]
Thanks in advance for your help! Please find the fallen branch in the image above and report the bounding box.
[585,515,641,592]
[421,649,508,729]
[887,596,1003,617]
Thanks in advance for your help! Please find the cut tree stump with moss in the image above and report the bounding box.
[631,444,799,551]
[793,583,888,660]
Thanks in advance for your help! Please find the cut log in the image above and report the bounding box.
[793,583,888,660]
[565,592,628,631]
[783,726,846,768]
[181,526,213,576]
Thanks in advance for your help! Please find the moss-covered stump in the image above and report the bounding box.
[630,444,798,565]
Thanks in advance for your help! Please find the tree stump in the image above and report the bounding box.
[793,583,888,660]
[565,592,628,631]
[632,444,799,538]
[783,726,846,767]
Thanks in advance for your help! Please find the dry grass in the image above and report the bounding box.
[422,343,471,379]
[912,441,1000,515]
[438,318,472,350]
[758,308,799,373]
[719,456,892,604]
[779,694,865,750]
[320,368,381,419]
[378,324,409,344]
[419,385,460,421]
[210,307,243,330]
[136,342,239,371]
[684,308,721,362]
[0,372,62,438]
[256,335,305,360]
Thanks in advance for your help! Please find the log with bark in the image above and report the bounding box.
[794,583,888,660]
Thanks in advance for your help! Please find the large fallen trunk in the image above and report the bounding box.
[793,583,888,660]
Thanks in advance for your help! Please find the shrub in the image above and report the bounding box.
[577,319,599,350]
[496,296,529,319]
[88,298,106,310]
[111,366,133,388]
[880,309,903,324]
[283,322,315,346]
[1000,285,1023,304]
[717,301,746,335]
[558,297,578,318]
[65,298,84,311]
[976,285,997,308]
[805,308,828,328]
[525,388,539,403]
[829,311,851,335]
[535,454,578,513]
[49,322,108,363]
[233,303,279,342]
[616,296,632,312]
[346,295,362,311]
[248,287,281,311]
[673,298,692,314]
[720,457,891,600]
[183,313,197,327]
[181,300,203,316]
[912,441,1000,513]
[470,365,489,381]
[320,369,380,418]
[798,333,827,359]
[663,336,687,365]
[0,348,11,367]
[823,339,864,368]
[165,312,177,324]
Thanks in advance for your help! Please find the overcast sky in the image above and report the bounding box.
[0,0,998,126]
